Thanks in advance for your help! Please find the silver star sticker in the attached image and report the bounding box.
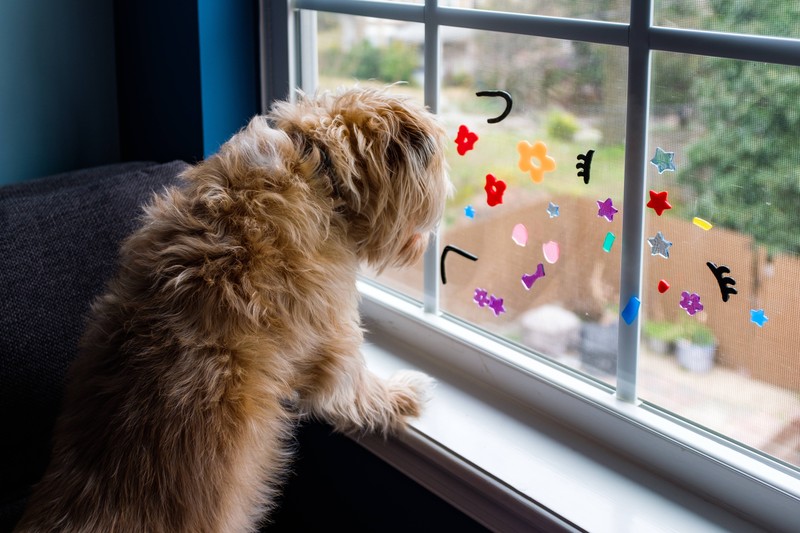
[648,231,672,258]
[650,147,676,173]
[546,202,560,218]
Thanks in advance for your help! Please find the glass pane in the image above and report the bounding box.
[313,11,427,302]
[439,29,628,385]
[351,0,423,3]
[440,0,629,23]
[641,51,800,468]
[655,0,800,39]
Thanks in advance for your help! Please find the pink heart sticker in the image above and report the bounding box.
[542,240,560,264]
[511,223,528,246]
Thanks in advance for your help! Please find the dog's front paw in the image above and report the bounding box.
[387,370,436,420]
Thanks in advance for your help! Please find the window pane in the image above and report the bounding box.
[349,0,423,3]
[441,0,629,23]
[655,0,800,39]
[439,29,627,385]
[642,51,800,468]
[313,11,427,302]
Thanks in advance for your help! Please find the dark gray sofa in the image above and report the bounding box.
[0,161,186,531]
[0,161,487,533]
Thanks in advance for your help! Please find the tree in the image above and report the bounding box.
[681,1,800,254]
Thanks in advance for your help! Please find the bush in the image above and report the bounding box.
[546,110,580,142]
[682,321,716,346]
[644,318,716,347]
[348,40,382,81]
[324,39,419,85]
[643,320,682,343]
[379,41,419,84]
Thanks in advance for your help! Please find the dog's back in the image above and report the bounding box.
[14,171,303,532]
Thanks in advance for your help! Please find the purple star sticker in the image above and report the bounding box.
[679,291,704,316]
[521,263,545,290]
[487,295,506,316]
[597,198,619,221]
[474,288,490,307]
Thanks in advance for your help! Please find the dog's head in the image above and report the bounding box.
[268,87,450,272]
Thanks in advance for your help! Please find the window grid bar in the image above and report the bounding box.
[616,0,654,403]
[651,26,800,67]
[434,6,628,46]
[422,0,440,314]
[294,0,800,66]
[293,0,424,23]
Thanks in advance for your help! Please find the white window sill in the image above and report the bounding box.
[354,281,798,532]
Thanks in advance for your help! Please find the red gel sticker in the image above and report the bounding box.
[455,125,478,155]
[646,190,672,216]
[484,174,506,207]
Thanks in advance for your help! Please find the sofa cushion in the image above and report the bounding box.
[0,161,187,530]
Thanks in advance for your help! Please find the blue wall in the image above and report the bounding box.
[0,0,259,184]
[0,0,120,184]
[198,0,259,158]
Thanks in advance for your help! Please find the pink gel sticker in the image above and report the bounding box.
[542,241,560,264]
[511,223,528,246]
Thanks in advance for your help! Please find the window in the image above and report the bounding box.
[264,1,800,529]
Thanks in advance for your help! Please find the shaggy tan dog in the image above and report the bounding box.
[16,87,450,532]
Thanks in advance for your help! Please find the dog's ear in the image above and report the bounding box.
[268,88,450,270]
[329,89,449,270]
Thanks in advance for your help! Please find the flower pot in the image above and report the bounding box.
[646,337,672,355]
[676,338,716,373]
[580,322,617,375]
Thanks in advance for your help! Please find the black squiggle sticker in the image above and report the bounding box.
[476,90,513,124]
[441,245,478,285]
[707,262,738,302]
[576,149,595,184]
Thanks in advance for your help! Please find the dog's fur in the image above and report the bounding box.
[15,87,450,532]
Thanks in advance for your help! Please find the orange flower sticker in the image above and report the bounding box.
[517,140,556,183]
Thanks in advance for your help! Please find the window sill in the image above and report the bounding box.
[354,281,798,532]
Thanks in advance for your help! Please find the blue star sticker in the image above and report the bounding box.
[464,205,475,219]
[750,309,768,327]
[546,202,560,218]
[648,231,672,258]
[650,147,676,174]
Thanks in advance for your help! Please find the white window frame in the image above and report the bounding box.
[260,1,800,530]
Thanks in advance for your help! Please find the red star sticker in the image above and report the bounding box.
[484,174,506,207]
[646,190,672,216]
[454,125,478,155]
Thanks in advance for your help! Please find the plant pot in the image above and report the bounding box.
[676,338,716,373]
[580,322,617,375]
[520,305,581,357]
[646,337,672,355]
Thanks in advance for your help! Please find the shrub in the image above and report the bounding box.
[546,110,580,142]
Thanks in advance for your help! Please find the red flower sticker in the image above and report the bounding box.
[454,125,478,155]
[484,174,506,206]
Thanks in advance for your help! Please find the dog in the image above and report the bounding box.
[15,87,450,532]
